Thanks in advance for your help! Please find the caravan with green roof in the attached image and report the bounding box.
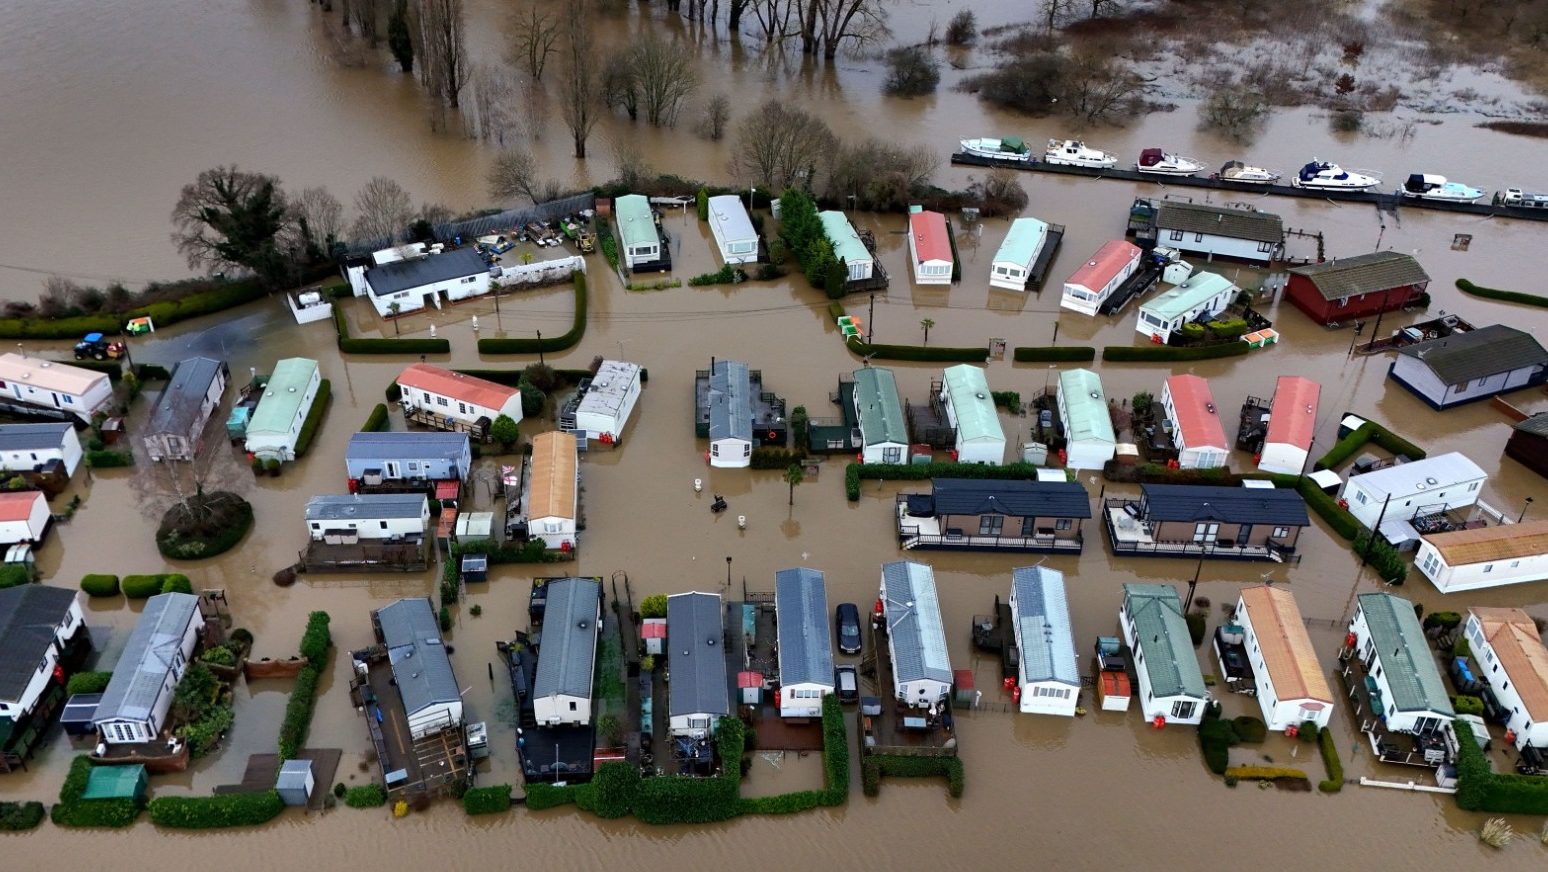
[990,217,1051,291]
[852,367,908,464]
[820,211,874,282]
[615,195,662,269]
[1349,592,1455,736]
[1055,369,1116,470]
[1137,271,1238,344]
[939,365,1005,465]
[244,357,321,463]
[1120,584,1207,725]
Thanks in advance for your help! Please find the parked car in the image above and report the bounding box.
[835,664,859,704]
[836,602,862,655]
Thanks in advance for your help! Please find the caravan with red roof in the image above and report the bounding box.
[1060,241,1141,316]
[1161,374,1228,469]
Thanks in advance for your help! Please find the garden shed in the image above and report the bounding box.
[275,758,315,806]
[82,763,147,803]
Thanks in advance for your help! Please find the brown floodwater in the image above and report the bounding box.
[5,1,1548,869]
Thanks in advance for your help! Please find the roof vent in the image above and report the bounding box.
[578,620,588,630]
[1090,391,1100,400]
[1206,402,1217,414]
[1416,482,1427,490]
[975,392,986,400]
[288,387,296,392]
[1426,477,1437,485]
[39,362,51,368]
[707,637,716,646]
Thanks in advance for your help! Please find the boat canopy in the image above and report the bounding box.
[1299,161,1349,181]
[1404,173,1444,191]
[1139,148,1165,166]
[1001,136,1026,153]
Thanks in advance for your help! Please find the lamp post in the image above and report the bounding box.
[1184,555,1204,614]
[725,556,732,591]
[1520,496,1535,524]
[536,329,545,366]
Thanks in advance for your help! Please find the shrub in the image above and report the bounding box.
[696,187,709,221]
[160,574,193,595]
[885,46,940,97]
[1102,343,1251,362]
[135,363,173,381]
[639,594,668,619]
[1185,611,1206,646]
[1318,725,1344,793]
[820,694,849,806]
[201,645,238,667]
[868,755,964,798]
[121,574,164,599]
[945,9,977,45]
[0,563,29,591]
[1354,531,1409,584]
[1179,323,1207,341]
[277,665,321,760]
[963,53,1067,115]
[750,447,802,469]
[148,791,284,829]
[439,605,452,632]
[1199,717,1236,775]
[385,382,402,402]
[479,271,588,354]
[334,306,450,355]
[66,671,112,696]
[1199,86,1268,142]
[1456,278,1548,308]
[525,782,579,811]
[80,576,119,597]
[0,801,45,831]
[51,756,142,828]
[843,337,989,362]
[1012,346,1096,362]
[1232,716,1268,743]
[688,264,739,286]
[1455,695,1485,716]
[990,390,1021,411]
[1224,766,1309,781]
[344,784,387,808]
[85,449,133,468]
[463,786,513,816]
[583,761,639,819]
[299,611,332,662]
[1315,421,1426,470]
[157,493,254,560]
[490,414,519,449]
[361,403,389,432]
[1423,611,1463,630]
[178,701,234,759]
[293,379,331,458]
[1454,637,1472,657]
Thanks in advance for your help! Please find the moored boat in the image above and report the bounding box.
[1135,148,1205,176]
[960,137,1032,162]
[1497,188,1548,209]
[1218,160,1281,185]
[1290,159,1380,191]
[1401,174,1483,203]
[1044,139,1118,169]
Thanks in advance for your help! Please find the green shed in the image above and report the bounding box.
[82,764,148,803]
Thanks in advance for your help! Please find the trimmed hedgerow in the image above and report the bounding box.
[277,665,321,761]
[1315,420,1426,471]
[844,337,989,363]
[1013,346,1097,362]
[0,564,29,589]
[344,784,386,808]
[121,574,166,599]
[51,756,142,828]
[478,271,588,354]
[293,379,331,458]
[1318,726,1344,793]
[846,461,1042,501]
[523,782,579,811]
[1456,278,1548,309]
[462,786,513,816]
[0,800,45,831]
[147,791,283,829]
[333,306,449,355]
[864,754,964,798]
[85,449,133,468]
[1454,719,1548,813]
[1102,343,1251,362]
[298,611,331,663]
[361,403,389,432]
[750,447,802,469]
[67,671,112,696]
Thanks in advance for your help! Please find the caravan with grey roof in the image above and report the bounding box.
[1120,583,1207,725]
[93,593,202,746]
[143,357,229,462]
[775,568,835,718]
[532,578,601,727]
[879,561,952,708]
[667,591,729,736]
[0,422,82,478]
[376,598,463,739]
[305,494,429,542]
[1010,566,1080,716]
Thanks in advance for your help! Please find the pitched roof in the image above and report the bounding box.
[246,358,318,436]
[1515,412,1548,438]
[1288,251,1430,301]
[1396,324,1548,386]
[528,432,577,522]
[775,568,833,689]
[1237,585,1332,705]
[532,578,601,702]
[1124,584,1205,699]
[666,592,728,719]
[0,585,76,702]
[0,354,108,397]
[575,360,641,422]
[820,211,873,266]
[377,598,461,718]
[1058,369,1116,448]
[364,248,487,297]
[1066,240,1140,292]
[94,593,201,724]
[993,217,1050,268]
[928,478,1091,518]
[909,210,952,264]
[397,364,519,412]
[1165,374,1227,450]
[145,358,226,438]
[708,360,752,443]
[852,367,907,447]
[1424,519,1548,566]
[941,365,1005,445]
[880,561,952,687]
[615,195,660,251]
[707,195,756,242]
[1141,272,1236,322]
[1011,566,1079,687]
[0,491,43,523]
[0,422,73,453]
[1347,452,1486,499]
[1265,376,1320,450]
[1471,607,1548,721]
[1357,592,1454,715]
[346,431,469,462]
[305,493,427,523]
[1140,484,1309,526]
[1155,201,1283,243]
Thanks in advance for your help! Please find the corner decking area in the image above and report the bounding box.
[1335,649,1451,768]
[807,377,862,453]
[351,648,469,799]
[904,378,956,449]
[299,539,428,573]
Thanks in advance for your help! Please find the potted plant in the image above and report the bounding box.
[265,457,281,477]
[250,456,264,477]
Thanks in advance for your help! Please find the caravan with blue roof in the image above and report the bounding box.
[1010,566,1080,716]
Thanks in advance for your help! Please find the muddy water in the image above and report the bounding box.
[6,1,1548,868]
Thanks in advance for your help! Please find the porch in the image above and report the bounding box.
[298,538,429,573]
[858,619,958,758]
[904,379,956,449]
[807,377,862,454]
[352,651,469,800]
[404,405,490,442]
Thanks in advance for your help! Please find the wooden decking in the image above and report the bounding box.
[215,749,342,810]
[353,653,469,800]
[298,538,428,573]
[859,620,959,758]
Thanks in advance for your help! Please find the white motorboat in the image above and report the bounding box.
[1498,188,1548,209]
[1218,160,1281,185]
[960,137,1031,162]
[1291,159,1380,191]
[1044,139,1118,169]
[1135,148,1205,176]
[1400,173,1483,203]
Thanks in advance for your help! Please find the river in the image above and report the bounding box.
[4,0,1548,869]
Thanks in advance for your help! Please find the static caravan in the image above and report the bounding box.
[244,358,321,463]
[852,367,908,464]
[143,357,229,462]
[820,211,874,281]
[615,195,662,269]
[879,561,952,708]
[990,217,1050,291]
[1107,484,1309,561]
[397,363,523,431]
[1161,374,1228,470]
[774,568,835,718]
[1136,271,1237,344]
[0,492,48,546]
[345,431,472,485]
[1389,324,1548,410]
[667,591,729,736]
[707,195,759,265]
[0,354,114,424]
[304,494,429,542]
[92,593,202,745]
[1056,369,1116,470]
[1339,451,1486,531]
[532,577,602,727]
[569,360,642,444]
[895,478,1091,553]
[1463,608,1548,750]
[907,208,953,285]
[1417,520,1548,593]
[1348,592,1454,736]
[1235,585,1334,730]
[706,360,754,468]
[939,365,1005,465]
[1009,566,1080,716]
[0,586,85,737]
[1120,583,1207,725]
[1154,201,1283,264]
[376,598,463,739]
[1061,240,1141,316]
[1258,377,1320,475]
[362,248,490,317]
[0,423,82,477]
[527,432,578,551]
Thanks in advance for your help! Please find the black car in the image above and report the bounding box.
[836,602,862,655]
[834,664,859,704]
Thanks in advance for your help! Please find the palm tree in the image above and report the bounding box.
[388,301,401,335]
[920,317,935,345]
[784,462,804,506]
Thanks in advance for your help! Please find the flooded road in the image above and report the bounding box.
[5,0,1548,869]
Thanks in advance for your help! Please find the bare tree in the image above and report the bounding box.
[418,202,453,228]
[1062,54,1148,123]
[290,186,344,258]
[600,55,640,121]
[465,63,520,144]
[699,94,732,140]
[825,138,937,210]
[752,0,800,43]
[487,148,549,203]
[558,2,600,158]
[170,166,293,287]
[633,35,698,126]
[351,177,414,244]
[812,0,888,59]
[730,100,837,190]
[1087,0,1121,18]
[349,0,380,44]
[510,4,560,81]
[419,0,470,108]
[1040,0,1074,31]
[608,137,653,191]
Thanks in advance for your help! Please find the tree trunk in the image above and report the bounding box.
[574,134,587,159]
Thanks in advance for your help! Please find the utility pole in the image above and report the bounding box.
[1184,555,1204,614]
[1360,493,1393,568]
[867,293,875,344]
[536,329,545,366]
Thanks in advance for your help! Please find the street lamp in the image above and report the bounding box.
[1520,496,1535,524]
[1184,555,1204,613]
[725,556,732,591]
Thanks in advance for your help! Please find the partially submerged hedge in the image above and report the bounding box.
[52,756,142,828]
[1456,278,1548,309]
[0,800,45,831]
[1318,726,1343,793]
[147,791,284,829]
[844,337,989,363]
[361,403,389,432]
[280,611,333,759]
[861,755,964,798]
[293,379,331,458]
[334,306,450,355]
[344,784,387,808]
[1013,346,1097,362]
[463,785,513,816]
[1454,719,1548,813]
[85,449,133,469]
[1102,342,1251,362]
[66,671,112,696]
[846,461,1043,501]
[1314,420,1426,471]
[478,271,588,354]
[0,278,278,341]
[122,574,181,599]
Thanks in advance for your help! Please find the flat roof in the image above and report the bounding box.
[880,561,951,687]
[1238,585,1332,705]
[942,365,1004,445]
[708,359,752,443]
[0,422,72,452]
[1265,376,1319,451]
[1066,240,1140,292]
[1141,271,1236,322]
[365,248,487,297]
[707,195,756,241]
[615,195,660,251]
[1165,374,1227,449]
[0,585,78,701]
[775,568,833,689]
[820,211,872,266]
[95,593,201,724]
[993,217,1050,268]
[532,578,601,702]
[1058,369,1116,448]
[1140,483,1309,526]
[908,210,952,264]
[529,432,578,522]
[346,431,469,463]
[667,592,728,719]
[246,358,318,436]
[378,597,461,718]
[0,354,107,397]
[927,478,1091,519]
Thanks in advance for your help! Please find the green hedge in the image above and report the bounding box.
[156,496,253,560]
[478,271,588,354]
[63,359,125,381]
[819,694,849,805]
[299,611,332,663]
[333,305,450,355]
[1102,342,1251,362]
[1297,476,1362,540]
[523,782,579,811]
[344,784,387,808]
[0,800,45,831]
[863,755,964,798]
[1317,725,1343,792]
[148,791,283,829]
[462,785,513,816]
[846,461,1042,501]
[0,278,285,341]
[122,574,168,599]
[361,403,389,432]
[0,564,29,589]
[1013,346,1097,362]
[277,666,321,760]
[51,756,142,828]
[293,379,331,458]
[750,447,802,469]
[1354,530,1409,584]
[1455,719,1548,813]
[161,574,193,595]
[1199,717,1235,775]
[66,671,112,696]
[1314,420,1426,471]
[843,337,988,363]
[1232,716,1267,743]
[85,449,133,469]
[135,363,173,381]
[0,313,121,340]
[1456,278,1548,309]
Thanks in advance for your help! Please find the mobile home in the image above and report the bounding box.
[1061,240,1141,316]
[1348,592,1454,735]
[1257,377,1320,475]
[0,354,114,424]
[667,591,729,736]
[244,358,321,463]
[1136,272,1237,344]
[990,217,1050,291]
[532,577,602,727]
[0,423,82,478]
[1235,585,1334,730]
[615,195,662,270]
[1463,608,1548,750]
[568,360,642,444]
[907,208,953,285]
[1339,452,1486,531]
[774,568,835,718]
[1056,369,1116,470]
[1416,520,1548,593]
[92,593,202,745]
[1009,566,1080,716]
[345,431,472,485]
[1120,583,1207,725]
[939,365,1005,465]
[879,561,952,708]
[143,357,229,462]
[707,195,759,265]
[376,597,463,739]
[820,211,874,281]
[397,363,523,432]
[1161,374,1228,469]
[852,367,908,464]
[304,494,429,542]
[526,432,578,551]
